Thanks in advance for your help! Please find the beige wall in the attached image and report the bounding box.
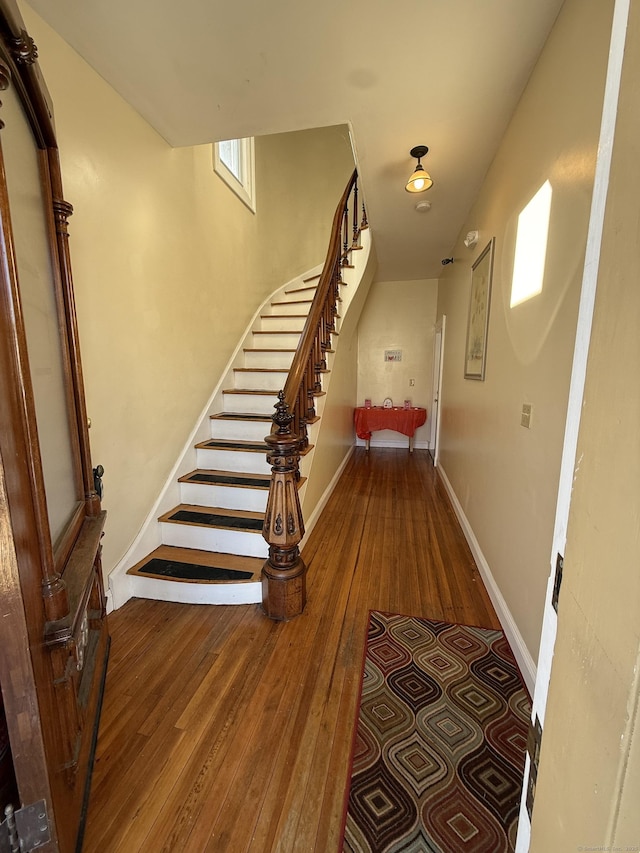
[22,4,354,574]
[436,0,613,659]
[256,126,354,289]
[530,0,640,845]
[356,279,438,447]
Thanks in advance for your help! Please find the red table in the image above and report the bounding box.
[354,406,427,452]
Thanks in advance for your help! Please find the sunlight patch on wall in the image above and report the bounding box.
[510,181,553,308]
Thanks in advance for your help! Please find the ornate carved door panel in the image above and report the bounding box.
[0,3,109,851]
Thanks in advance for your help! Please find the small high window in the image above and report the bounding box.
[214,137,256,212]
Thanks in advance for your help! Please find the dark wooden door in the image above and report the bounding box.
[0,3,109,851]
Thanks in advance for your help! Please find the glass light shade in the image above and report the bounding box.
[405,164,433,193]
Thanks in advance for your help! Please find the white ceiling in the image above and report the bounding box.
[28,0,565,280]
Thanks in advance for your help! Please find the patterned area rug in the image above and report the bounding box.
[341,611,530,852]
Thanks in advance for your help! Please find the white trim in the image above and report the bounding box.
[213,138,256,212]
[438,463,536,695]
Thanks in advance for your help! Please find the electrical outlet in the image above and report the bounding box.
[409,378,415,387]
[521,403,532,429]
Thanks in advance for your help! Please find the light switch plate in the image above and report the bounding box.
[521,403,532,428]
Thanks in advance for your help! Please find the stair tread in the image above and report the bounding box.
[127,545,262,583]
[210,412,272,422]
[271,299,313,307]
[253,329,304,334]
[284,286,317,296]
[243,348,296,353]
[223,388,325,397]
[179,469,271,489]
[179,468,307,489]
[233,367,288,373]
[260,313,308,319]
[159,503,264,530]
[222,388,280,397]
[196,437,268,451]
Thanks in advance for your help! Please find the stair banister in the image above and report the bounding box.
[281,169,359,444]
[262,169,365,621]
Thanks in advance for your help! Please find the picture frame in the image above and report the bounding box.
[464,237,495,380]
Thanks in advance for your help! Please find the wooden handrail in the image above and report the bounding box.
[261,169,365,620]
[279,169,361,445]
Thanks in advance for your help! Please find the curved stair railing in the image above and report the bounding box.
[261,170,367,620]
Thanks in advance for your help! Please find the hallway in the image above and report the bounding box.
[84,448,502,851]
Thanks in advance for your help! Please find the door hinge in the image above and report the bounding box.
[0,800,51,852]
[551,552,563,613]
[525,715,543,821]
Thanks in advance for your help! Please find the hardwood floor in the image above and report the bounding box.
[83,448,500,852]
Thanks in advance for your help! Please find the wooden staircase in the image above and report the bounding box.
[113,170,371,613]
[125,275,325,604]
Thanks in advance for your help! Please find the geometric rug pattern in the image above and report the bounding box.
[341,612,531,852]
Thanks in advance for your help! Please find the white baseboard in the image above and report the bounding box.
[437,464,536,695]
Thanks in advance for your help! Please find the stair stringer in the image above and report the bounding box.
[107,264,323,611]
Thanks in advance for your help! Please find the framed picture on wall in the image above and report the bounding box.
[464,237,495,380]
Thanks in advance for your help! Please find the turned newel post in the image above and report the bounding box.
[261,391,307,621]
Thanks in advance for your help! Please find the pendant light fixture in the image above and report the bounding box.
[405,145,433,193]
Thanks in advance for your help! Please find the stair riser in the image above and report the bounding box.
[179,481,268,512]
[128,574,262,605]
[252,332,301,348]
[222,393,279,415]
[210,419,271,441]
[196,446,272,474]
[243,350,294,369]
[160,522,268,558]
[233,371,288,391]
[259,316,305,332]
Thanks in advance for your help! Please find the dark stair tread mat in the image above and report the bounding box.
[185,472,269,488]
[168,509,264,530]
[137,557,254,582]
[211,412,271,421]
[201,439,268,451]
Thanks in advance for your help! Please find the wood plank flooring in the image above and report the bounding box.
[83,448,500,852]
